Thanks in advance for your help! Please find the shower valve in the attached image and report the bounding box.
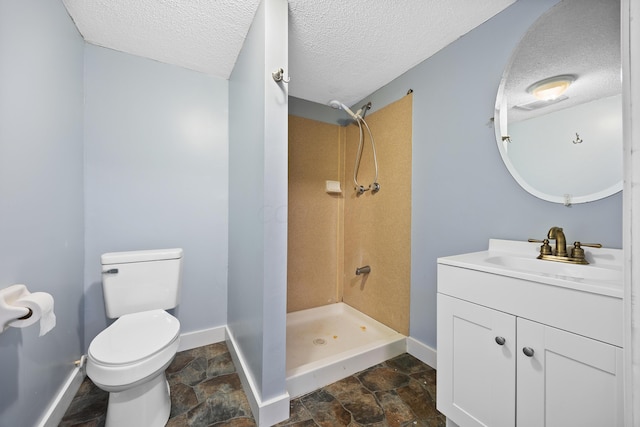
[355,265,371,275]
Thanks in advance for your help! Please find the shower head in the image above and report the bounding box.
[328,100,360,120]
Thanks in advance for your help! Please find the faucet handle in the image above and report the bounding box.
[528,238,553,256]
[575,242,602,248]
[570,242,602,261]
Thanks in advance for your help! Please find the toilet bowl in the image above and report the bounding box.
[87,309,180,427]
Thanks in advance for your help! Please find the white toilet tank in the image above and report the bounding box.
[101,248,183,318]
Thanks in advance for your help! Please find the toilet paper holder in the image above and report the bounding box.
[0,284,56,336]
[0,285,34,331]
[18,308,33,320]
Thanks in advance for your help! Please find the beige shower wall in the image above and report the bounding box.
[288,95,412,335]
[343,95,412,335]
[287,115,345,312]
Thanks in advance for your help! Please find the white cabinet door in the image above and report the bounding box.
[437,293,516,427]
[516,318,624,427]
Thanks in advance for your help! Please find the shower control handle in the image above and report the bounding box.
[355,265,371,275]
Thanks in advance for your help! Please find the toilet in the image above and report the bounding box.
[86,248,183,427]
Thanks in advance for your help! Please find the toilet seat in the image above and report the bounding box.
[89,309,180,365]
[87,310,180,390]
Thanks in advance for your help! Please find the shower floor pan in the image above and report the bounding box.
[286,302,406,398]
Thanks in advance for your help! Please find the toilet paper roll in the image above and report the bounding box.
[8,291,56,336]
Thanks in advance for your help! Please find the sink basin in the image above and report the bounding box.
[485,255,622,282]
[437,239,623,298]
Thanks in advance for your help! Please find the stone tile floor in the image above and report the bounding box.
[59,342,445,426]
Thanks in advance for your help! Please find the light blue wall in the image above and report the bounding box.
[228,0,288,411]
[0,0,84,425]
[83,45,229,348]
[289,96,344,124]
[290,0,623,350]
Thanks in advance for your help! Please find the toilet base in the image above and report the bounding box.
[105,371,171,427]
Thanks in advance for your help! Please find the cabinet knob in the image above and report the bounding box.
[522,347,535,357]
[495,336,506,346]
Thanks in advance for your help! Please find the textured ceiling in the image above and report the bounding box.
[288,0,515,106]
[62,0,262,77]
[63,0,516,107]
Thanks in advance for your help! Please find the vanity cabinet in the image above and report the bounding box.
[436,260,624,427]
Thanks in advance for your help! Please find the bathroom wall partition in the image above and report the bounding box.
[287,94,412,334]
[228,0,289,425]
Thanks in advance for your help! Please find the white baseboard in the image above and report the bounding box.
[225,326,290,426]
[37,328,425,427]
[446,418,460,427]
[36,365,85,427]
[36,325,239,427]
[406,336,437,369]
[178,325,226,351]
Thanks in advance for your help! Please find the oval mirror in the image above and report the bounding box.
[494,0,622,204]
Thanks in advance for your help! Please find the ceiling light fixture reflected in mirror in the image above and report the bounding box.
[527,74,576,101]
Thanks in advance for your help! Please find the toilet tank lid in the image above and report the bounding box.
[101,248,183,265]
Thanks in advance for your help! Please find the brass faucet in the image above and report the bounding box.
[547,226,568,257]
[528,226,602,265]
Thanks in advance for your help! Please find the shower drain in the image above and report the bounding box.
[312,338,326,346]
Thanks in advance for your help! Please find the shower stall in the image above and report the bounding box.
[286,94,413,397]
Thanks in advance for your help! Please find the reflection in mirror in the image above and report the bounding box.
[494,0,622,204]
